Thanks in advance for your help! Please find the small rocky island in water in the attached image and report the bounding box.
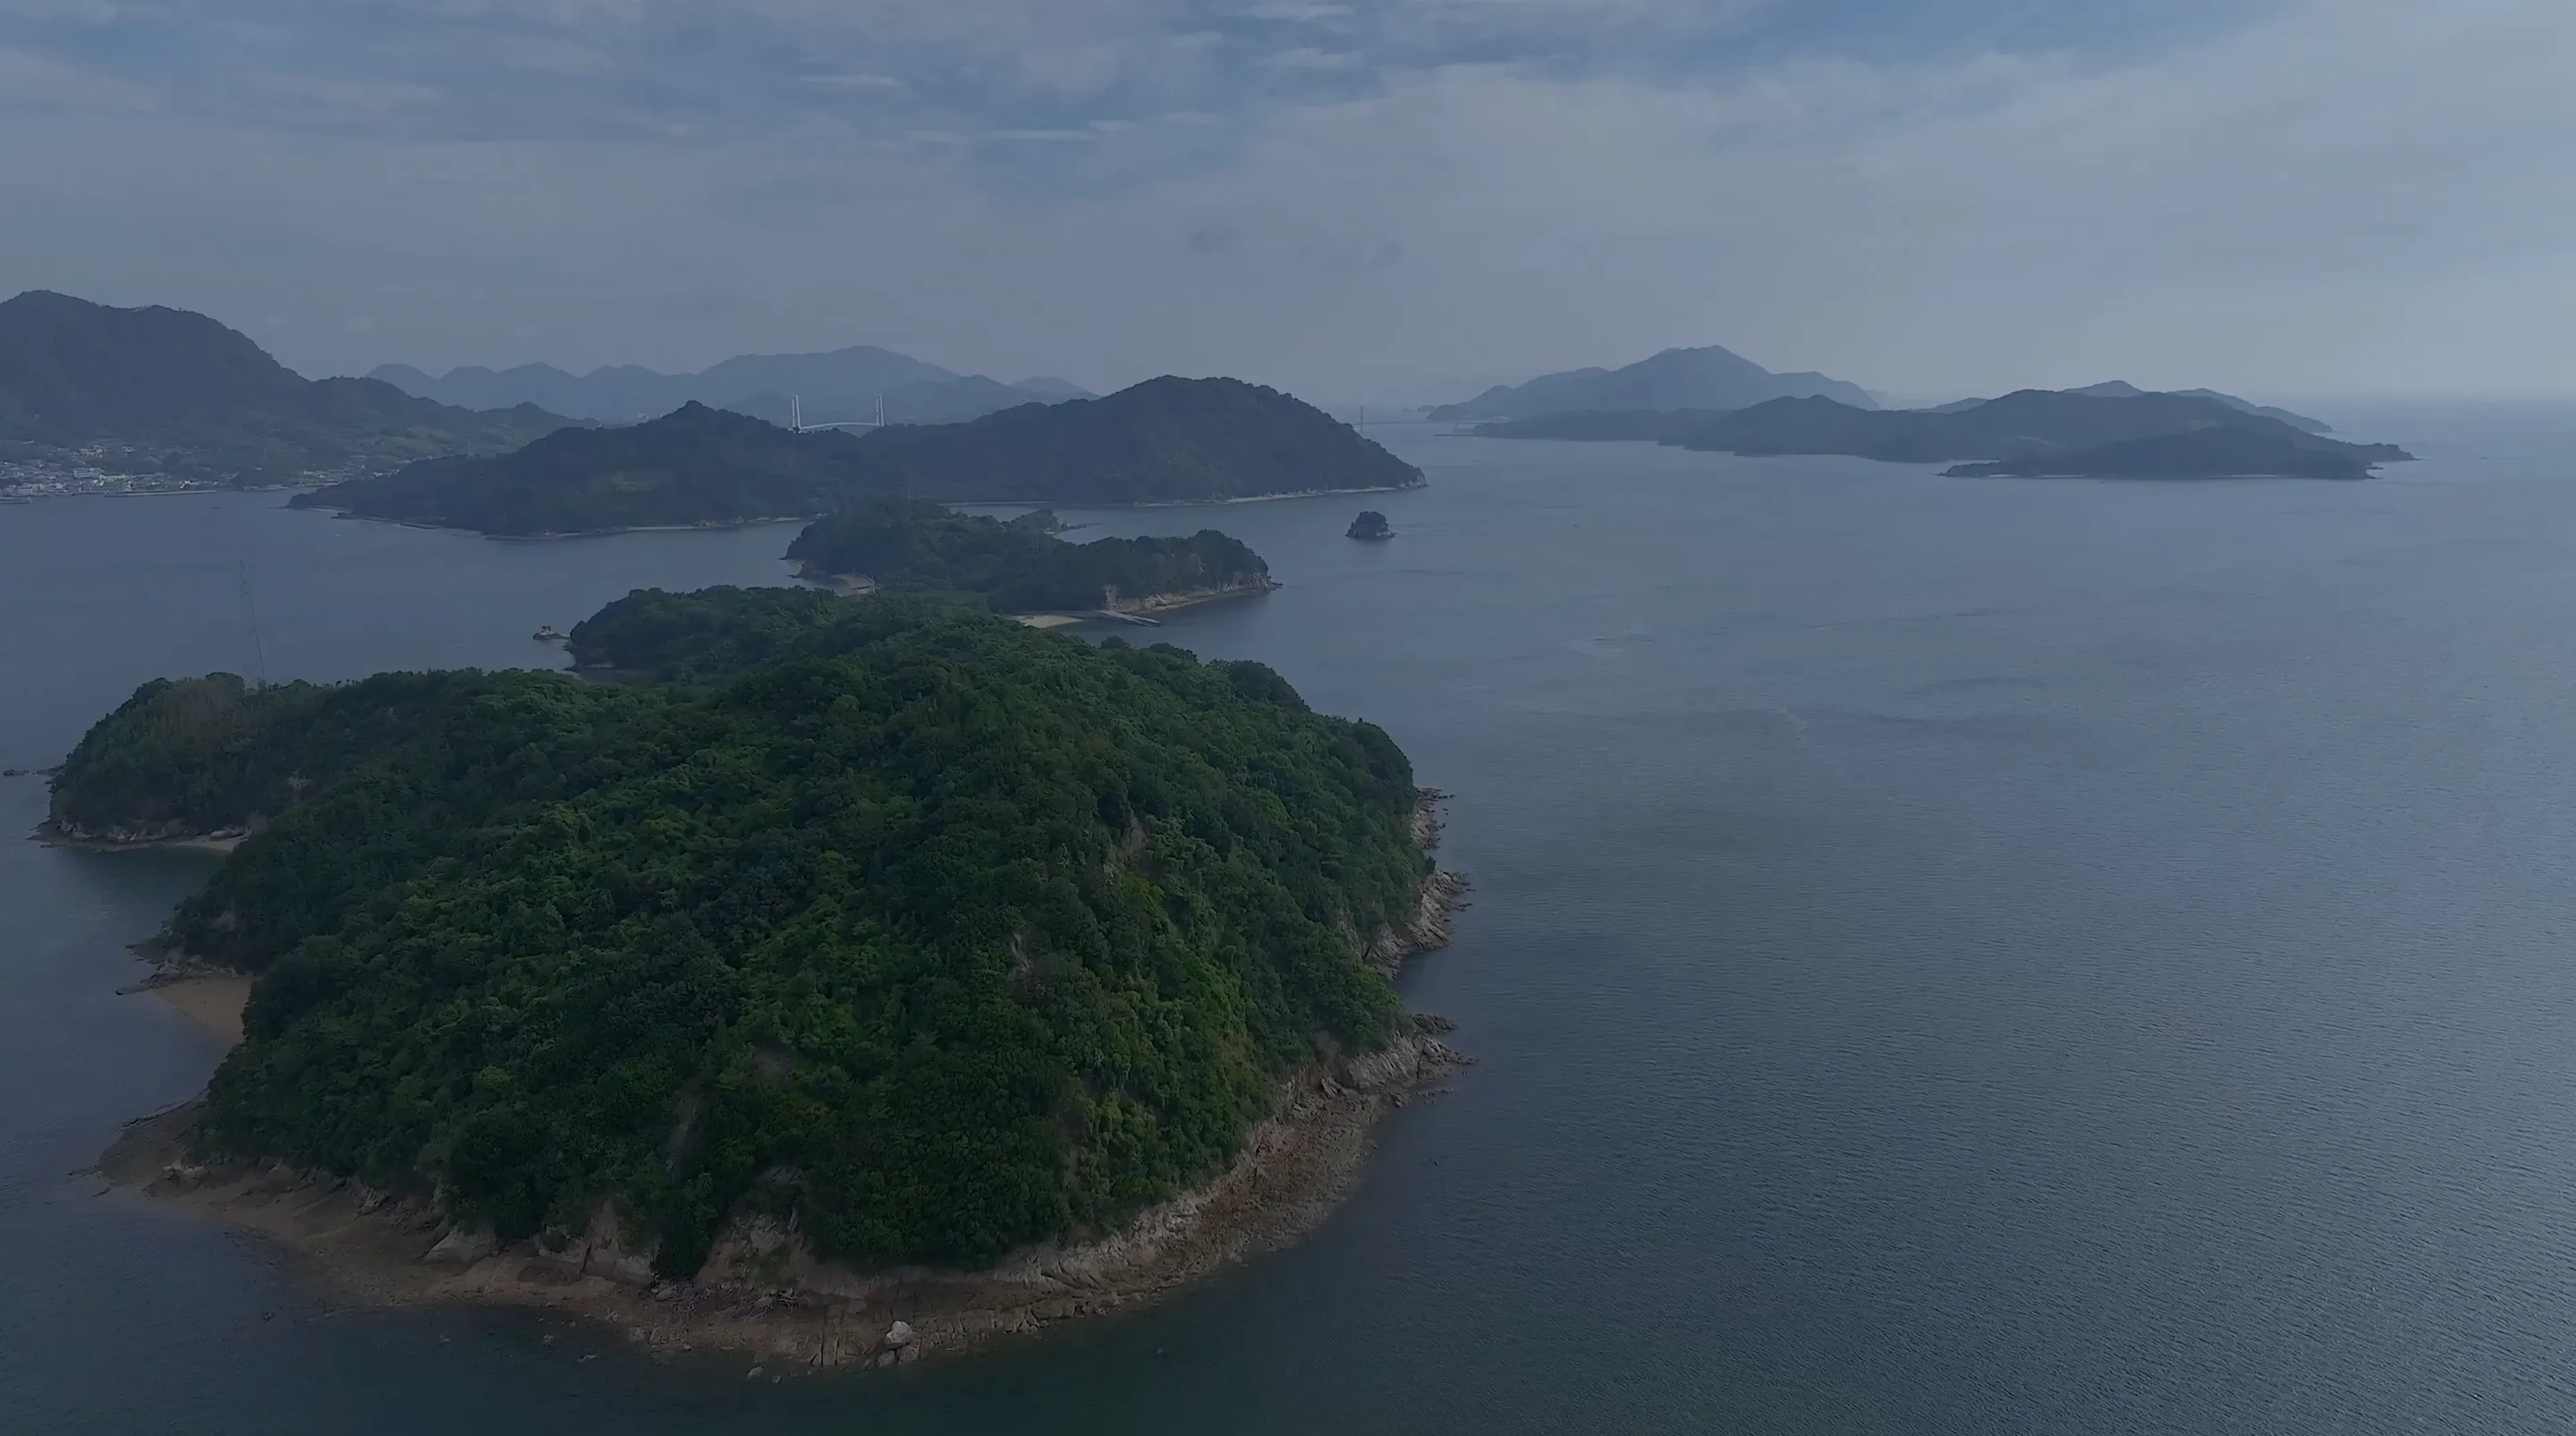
[1346,510,1394,540]
[75,590,1466,1368]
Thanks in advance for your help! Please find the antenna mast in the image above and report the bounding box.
[791,395,803,432]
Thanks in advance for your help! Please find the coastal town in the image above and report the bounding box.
[0,446,351,499]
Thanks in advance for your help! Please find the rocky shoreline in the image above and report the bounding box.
[38,817,247,854]
[1102,574,1282,617]
[96,793,1469,1370]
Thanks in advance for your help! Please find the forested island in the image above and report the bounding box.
[1470,387,2411,480]
[1941,426,2379,480]
[0,291,572,485]
[81,593,1464,1364]
[294,377,1424,534]
[784,498,1275,614]
[1676,391,2408,470]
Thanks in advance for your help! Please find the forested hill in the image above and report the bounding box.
[851,376,1420,504]
[293,377,1422,534]
[292,402,856,533]
[786,498,1272,612]
[56,595,1437,1274]
[0,291,572,483]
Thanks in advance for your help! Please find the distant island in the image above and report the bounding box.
[1473,387,2410,480]
[1347,511,1393,540]
[784,497,1276,615]
[0,291,573,488]
[83,592,1465,1365]
[371,345,1090,428]
[1678,391,2408,474]
[1941,426,2379,480]
[293,377,1425,534]
[1430,345,1877,422]
[1931,381,2334,435]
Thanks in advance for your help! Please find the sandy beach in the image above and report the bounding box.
[145,976,250,1049]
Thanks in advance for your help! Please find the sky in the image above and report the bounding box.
[2,0,2568,404]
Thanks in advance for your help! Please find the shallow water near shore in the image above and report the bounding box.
[13,405,2576,1432]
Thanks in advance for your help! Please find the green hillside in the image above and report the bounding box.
[58,598,1436,1274]
[0,291,570,483]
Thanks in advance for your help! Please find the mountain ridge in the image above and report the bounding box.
[371,347,1091,426]
[1430,345,1877,421]
[1930,381,2332,434]
[0,291,573,483]
[293,377,1424,533]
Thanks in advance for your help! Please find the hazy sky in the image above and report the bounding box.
[4,0,2566,404]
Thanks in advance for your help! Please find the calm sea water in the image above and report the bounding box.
[9,406,2576,1432]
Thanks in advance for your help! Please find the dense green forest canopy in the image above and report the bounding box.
[47,670,575,839]
[0,291,570,483]
[59,598,1431,1274]
[786,499,1271,611]
[566,585,867,683]
[294,377,1423,533]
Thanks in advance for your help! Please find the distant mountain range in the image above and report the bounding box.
[1429,346,1877,421]
[294,377,1423,534]
[0,292,571,482]
[370,348,1092,427]
[1476,387,2410,480]
[1930,381,2332,434]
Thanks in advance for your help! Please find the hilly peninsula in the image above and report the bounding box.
[81,592,1463,1362]
[0,291,572,484]
[294,377,1424,534]
[1430,345,1876,421]
[785,498,1275,614]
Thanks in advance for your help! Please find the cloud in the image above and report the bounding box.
[1260,47,1361,72]
[799,73,903,91]
[0,0,2566,404]
[0,45,156,111]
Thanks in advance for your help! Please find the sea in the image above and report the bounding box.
[8,406,2576,1433]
